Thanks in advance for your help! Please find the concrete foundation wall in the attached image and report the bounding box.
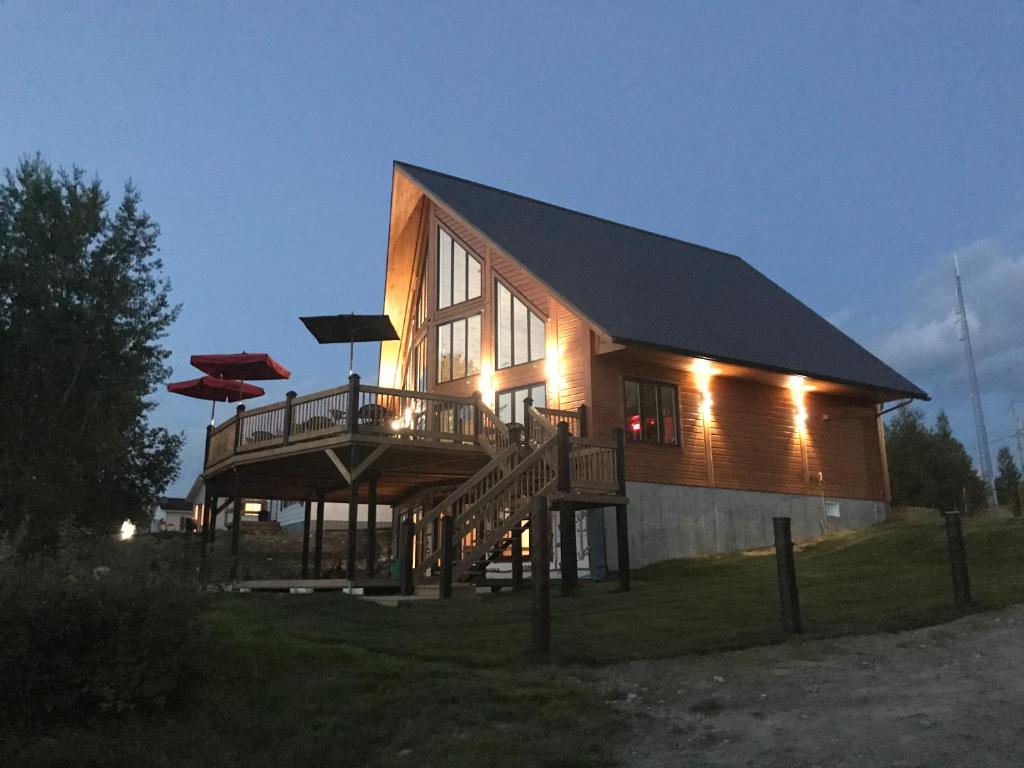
[604,482,888,570]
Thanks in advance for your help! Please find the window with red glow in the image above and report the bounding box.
[623,379,679,445]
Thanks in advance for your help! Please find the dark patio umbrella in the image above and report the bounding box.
[299,313,399,376]
[167,376,265,424]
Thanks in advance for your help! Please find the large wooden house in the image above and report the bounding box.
[201,162,925,585]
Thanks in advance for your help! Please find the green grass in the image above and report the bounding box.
[12,516,1024,767]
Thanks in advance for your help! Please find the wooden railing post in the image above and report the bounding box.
[944,511,973,610]
[556,421,576,596]
[400,513,415,596]
[577,404,588,437]
[523,397,534,445]
[440,513,454,599]
[530,495,551,660]
[511,520,524,591]
[282,390,297,445]
[472,391,482,441]
[613,426,631,592]
[233,404,246,453]
[508,423,523,450]
[313,490,325,578]
[204,424,213,467]
[347,373,361,434]
[557,422,571,493]
[773,516,802,634]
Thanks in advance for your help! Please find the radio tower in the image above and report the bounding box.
[954,253,997,506]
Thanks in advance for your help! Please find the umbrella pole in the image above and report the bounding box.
[349,331,355,377]
[210,399,216,425]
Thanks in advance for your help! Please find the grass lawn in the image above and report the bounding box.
[14,516,1024,767]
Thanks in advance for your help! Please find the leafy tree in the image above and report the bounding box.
[885,407,987,512]
[0,156,182,549]
[995,446,1022,516]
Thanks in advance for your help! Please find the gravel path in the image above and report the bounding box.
[597,606,1024,767]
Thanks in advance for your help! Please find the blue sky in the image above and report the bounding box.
[2,1,1022,494]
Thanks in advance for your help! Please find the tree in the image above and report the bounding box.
[995,447,1022,516]
[885,407,987,512]
[0,156,182,548]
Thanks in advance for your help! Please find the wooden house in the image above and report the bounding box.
[201,162,925,586]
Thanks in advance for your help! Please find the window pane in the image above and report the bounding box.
[624,380,641,442]
[417,339,427,390]
[452,243,466,305]
[438,230,452,309]
[513,298,528,366]
[531,384,546,408]
[452,319,466,379]
[659,385,678,445]
[497,392,512,424]
[437,324,452,383]
[466,314,481,375]
[497,283,512,369]
[529,312,545,362]
[513,388,528,424]
[467,255,481,299]
[640,382,659,442]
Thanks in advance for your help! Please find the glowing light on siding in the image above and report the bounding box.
[546,342,561,406]
[479,359,496,407]
[691,359,719,423]
[788,375,815,434]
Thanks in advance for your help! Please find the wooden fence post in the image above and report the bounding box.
[577,404,588,437]
[347,373,360,434]
[233,403,245,453]
[300,498,312,579]
[944,511,973,610]
[530,495,551,659]
[440,513,454,599]
[773,516,802,634]
[282,390,297,445]
[613,427,631,591]
[400,513,415,596]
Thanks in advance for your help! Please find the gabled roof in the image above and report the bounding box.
[157,496,192,512]
[394,161,926,400]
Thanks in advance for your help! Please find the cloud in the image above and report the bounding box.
[875,236,1024,400]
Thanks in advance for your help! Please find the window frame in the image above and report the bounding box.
[436,225,481,311]
[623,378,680,447]
[494,279,546,371]
[435,314,482,384]
[496,382,547,425]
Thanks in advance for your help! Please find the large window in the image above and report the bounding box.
[623,379,678,445]
[497,383,547,425]
[404,337,427,392]
[437,227,481,310]
[415,269,428,329]
[495,281,545,369]
[436,315,481,383]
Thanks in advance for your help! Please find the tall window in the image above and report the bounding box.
[495,280,545,369]
[623,379,679,445]
[437,227,481,310]
[405,337,427,392]
[415,269,428,329]
[497,383,547,425]
[436,315,481,383]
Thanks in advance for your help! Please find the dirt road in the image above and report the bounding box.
[598,605,1024,767]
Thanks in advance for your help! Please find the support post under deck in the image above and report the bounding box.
[313,490,325,578]
[300,498,312,579]
[366,477,378,578]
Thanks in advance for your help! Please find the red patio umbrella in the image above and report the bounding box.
[167,376,265,424]
[189,352,290,423]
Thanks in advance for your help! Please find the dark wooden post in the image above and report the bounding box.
[313,490,325,578]
[472,391,482,439]
[944,511,973,610]
[366,476,378,578]
[508,423,523,449]
[440,513,454,599]
[200,488,212,580]
[300,498,312,579]
[773,516,802,634]
[511,520,524,591]
[229,468,242,580]
[556,422,577,595]
[577,404,588,437]
[613,427,631,591]
[523,397,534,444]
[233,403,246,452]
[203,424,213,470]
[400,513,415,596]
[347,478,360,581]
[347,373,361,434]
[282,390,297,445]
[529,495,551,659]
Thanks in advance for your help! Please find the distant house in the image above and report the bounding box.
[200,162,926,584]
[151,497,197,533]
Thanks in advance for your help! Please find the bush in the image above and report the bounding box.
[0,534,205,728]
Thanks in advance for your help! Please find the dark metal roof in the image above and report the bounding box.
[157,497,192,511]
[395,161,927,400]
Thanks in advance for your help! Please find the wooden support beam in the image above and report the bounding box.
[400,514,415,596]
[301,499,312,579]
[613,426,631,592]
[529,495,551,660]
[511,520,524,592]
[773,516,802,634]
[347,477,360,580]
[313,491,325,579]
[440,514,454,599]
[558,501,577,596]
[366,477,378,578]
[324,448,351,484]
[230,468,242,581]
